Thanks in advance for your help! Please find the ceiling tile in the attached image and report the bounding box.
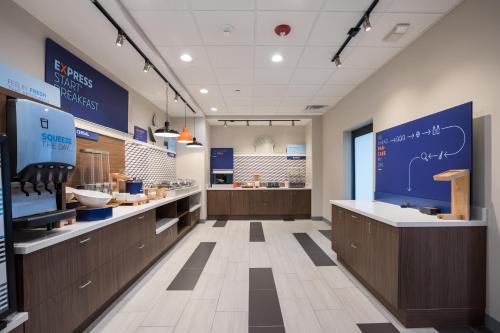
[174,66,218,84]
[190,0,255,10]
[290,68,333,85]
[298,46,353,68]
[215,68,254,84]
[322,0,393,12]
[157,46,210,68]
[220,85,254,97]
[193,11,254,45]
[287,85,321,97]
[256,0,324,10]
[255,12,317,45]
[281,97,312,107]
[316,84,355,97]
[386,0,462,13]
[131,11,201,45]
[327,68,375,85]
[357,13,442,48]
[254,68,294,84]
[224,96,253,107]
[254,46,303,68]
[121,0,189,10]
[228,106,253,114]
[308,12,363,46]
[277,106,307,113]
[253,85,288,97]
[253,97,282,107]
[253,106,279,114]
[342,46,400,69]
[310,96,342,106]
[206,46,254,68]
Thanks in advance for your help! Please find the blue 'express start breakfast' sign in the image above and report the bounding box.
[44,38,129,133]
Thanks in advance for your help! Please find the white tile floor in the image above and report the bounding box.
[85,220,439,333]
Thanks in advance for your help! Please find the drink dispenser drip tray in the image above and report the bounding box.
[12,209,76,230]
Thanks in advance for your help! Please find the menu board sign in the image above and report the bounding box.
[45,38,129,132]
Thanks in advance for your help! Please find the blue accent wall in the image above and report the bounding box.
[375,102,473,211]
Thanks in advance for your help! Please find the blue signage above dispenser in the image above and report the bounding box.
[44,38,129,132]
[375,102,473,211]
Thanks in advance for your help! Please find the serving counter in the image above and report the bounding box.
[330,200,487,328]
[13,189,201,333]
[207,188,311,220]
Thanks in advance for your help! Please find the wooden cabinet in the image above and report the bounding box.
[17,195,199,333]
[292,190,311,218]
[331,204,486,328]
[208,189,311,219]
[207,190,231,216]
[230,191,255,215]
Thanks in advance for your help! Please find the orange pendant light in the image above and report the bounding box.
[177,103,193,143]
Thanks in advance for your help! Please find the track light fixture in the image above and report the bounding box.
[223,121,228,128]
[363,15,372,32]
[331,0,379,64]
[334,56,342,68]
[174,94,179,103]
[115,31,125,47]
[246,120,250,127]
[218,119,299,126]
[91,0,198,115]
[269,120,273,127]
[143,60,152,73]
[292,120,295,126]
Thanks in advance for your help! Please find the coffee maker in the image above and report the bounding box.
[7,99,77,229]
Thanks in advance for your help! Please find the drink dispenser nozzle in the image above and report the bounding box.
[20,182,30,197]
[44,182,53,194]
[32,182,41,196]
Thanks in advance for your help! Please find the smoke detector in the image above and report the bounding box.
[274,24,291,38]
[221,24,235,36]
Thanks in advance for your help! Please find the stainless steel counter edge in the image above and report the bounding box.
[330,200,487,228]
[14,189,202,255]
[207,187,312,190]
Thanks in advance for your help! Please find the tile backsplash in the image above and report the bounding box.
[125,142,176,187]
[234,155,306,183]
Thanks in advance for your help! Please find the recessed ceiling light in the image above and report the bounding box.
[200,88,208,94]
[221,24,234,36]
[180,53,192,62]
[271,54,283,63]
[210,107,218,112]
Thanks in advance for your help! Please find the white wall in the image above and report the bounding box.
[0,0,166,143]
[210,125,306,154]
[321,0,500,323]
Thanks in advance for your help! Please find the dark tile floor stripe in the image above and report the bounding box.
[357,323,400,333]
[167,242,216,290]
[213,220,227,227]
[437,328,493,333]
[293,233,336,266]
[250,222,265,242]
[319,229,331,240]
[249,268,285,332]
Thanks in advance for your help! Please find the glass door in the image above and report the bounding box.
[352,124,374,200]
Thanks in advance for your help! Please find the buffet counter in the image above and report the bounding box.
[14,189,201,333]
[330,199,487,328]
[207,188,311,219]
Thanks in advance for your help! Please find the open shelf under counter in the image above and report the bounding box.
[155,217,178,235]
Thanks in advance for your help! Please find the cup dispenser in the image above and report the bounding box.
[7,99,77,229]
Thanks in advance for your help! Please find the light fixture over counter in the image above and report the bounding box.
[154,85,180,138]
[218,119,301,127]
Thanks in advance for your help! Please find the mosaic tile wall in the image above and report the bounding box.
[125,142,176,188]
[234,155,306,183]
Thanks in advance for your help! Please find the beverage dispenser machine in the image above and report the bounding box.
[7,99,77,229]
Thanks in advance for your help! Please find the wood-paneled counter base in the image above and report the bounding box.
[207,188,311,220]
[331,204,486,328]
[15,194,201,333]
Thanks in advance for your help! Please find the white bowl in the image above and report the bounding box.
[65,186,76,202]
[73,190,112,208]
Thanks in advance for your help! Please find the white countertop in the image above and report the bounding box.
[330,200,487,228]
[207,187,311,191]
[14,189,202,255]
[0,312,28,333]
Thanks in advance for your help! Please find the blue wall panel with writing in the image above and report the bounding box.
[45,38,128,132]
[374,102,472,212]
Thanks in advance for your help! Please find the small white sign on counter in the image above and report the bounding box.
[0,64,61,107]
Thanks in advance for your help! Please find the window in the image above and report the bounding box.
[352,124,374,200]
